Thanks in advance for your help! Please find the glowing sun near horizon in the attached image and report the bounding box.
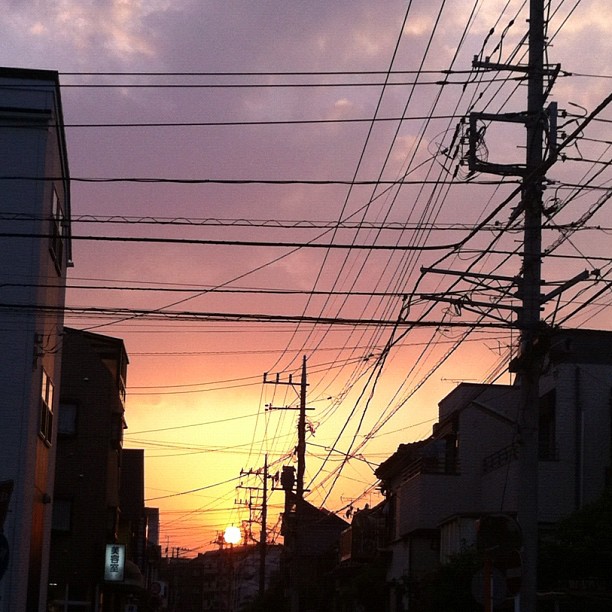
[223,525,242,545]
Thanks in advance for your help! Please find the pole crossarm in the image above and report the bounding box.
[265,404,315,412]
[420,266,519,284]
[540,270,593,303]
[419,294,520,313]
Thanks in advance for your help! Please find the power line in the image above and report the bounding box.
[57,114,462,128]
[49,76,525,88]
[145,475,242,502]
[124,412,260,434]
[55,69,495,77]
[0,175,517,186]
[0,302,513,328]
[0,231,463,251]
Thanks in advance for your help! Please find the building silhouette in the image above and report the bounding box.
[48,328,148,611]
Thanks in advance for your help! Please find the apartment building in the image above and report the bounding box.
[0,67,71,612]
[48,327,138,611]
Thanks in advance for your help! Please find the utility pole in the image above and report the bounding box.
[237,459,271,598]
[467,0,552,608]
[264,356,311,612]
[259,454,268,598]
[296,356,307,500]
[515,0,546,609]
[264,356,311,499]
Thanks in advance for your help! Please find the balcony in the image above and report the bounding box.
[482,441,558,474]
[400,456,460,482]
[482,443,519,474]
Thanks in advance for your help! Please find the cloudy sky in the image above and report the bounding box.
[2,0,610,552]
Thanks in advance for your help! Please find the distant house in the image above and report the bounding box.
[160,544,281,612]
[374,328,612,609]
[281,488,349,611]
[0,67,72,612]
[48,328,147,611]
[335,502,389,611]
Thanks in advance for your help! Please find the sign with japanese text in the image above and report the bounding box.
[104,544,126,582]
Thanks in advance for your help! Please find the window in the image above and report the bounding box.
[40,369,54,444]
[58,401,78,436]
[50,189,65,273]
[52,499,72,532]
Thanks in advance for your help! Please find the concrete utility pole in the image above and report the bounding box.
[264,356,311,612]
[516,0,546,609]
[237,459,271,598]
[264,356,311,500]
[468,0,549,608]
[296,356,308,500]
[259,454,268,598]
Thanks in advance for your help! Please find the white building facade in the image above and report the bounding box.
[0,67,71,612]
[376,329,612,608]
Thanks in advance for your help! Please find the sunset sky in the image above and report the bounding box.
[2,0,610,554]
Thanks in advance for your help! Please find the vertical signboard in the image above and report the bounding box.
[104,544,126,582]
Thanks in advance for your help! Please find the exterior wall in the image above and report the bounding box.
[0,68,70,612]
[409,534,440,580]
[49,329,128,610]
[389,334,612,569]
[438,383,518,423]
[386,533,438,609]
[119,449,146,573]
[577,363,612,503]
[480,460,520,514]
[397,474,464,535]
[461,404,518,514]
[538,360,612,523]
[393,389,519,538]
[146,507,160,546]
[386,539,410,584]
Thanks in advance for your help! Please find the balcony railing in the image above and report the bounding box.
[483,442,559,473]
[483,443,519,474]
[400,456,460,481]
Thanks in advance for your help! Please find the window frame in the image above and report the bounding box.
[39,368,54,445]
[49,188,65,274]
[57,400,78,437]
